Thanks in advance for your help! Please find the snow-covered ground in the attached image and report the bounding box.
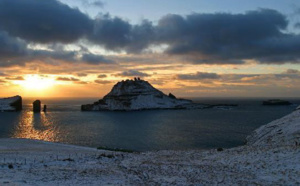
[0,110,300,185]
[247,109,300,147]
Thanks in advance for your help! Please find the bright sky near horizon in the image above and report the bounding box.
[0,0,300,98]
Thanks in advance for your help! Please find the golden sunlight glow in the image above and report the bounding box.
[12,112,61,142]
[15,75,55,91]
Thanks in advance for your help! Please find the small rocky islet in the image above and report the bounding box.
[262,99,292,106]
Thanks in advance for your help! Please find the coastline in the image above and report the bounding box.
[0,109,299,185]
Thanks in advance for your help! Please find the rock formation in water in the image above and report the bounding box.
[33,100,41,112]
[0,95,22,111]
[81,78,193,111]
[43,105,47,112]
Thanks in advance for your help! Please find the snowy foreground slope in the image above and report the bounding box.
[247,107,300,147]
[0,95,22,111]
[0,110,300,185]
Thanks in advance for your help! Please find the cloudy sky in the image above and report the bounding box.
[1,0,300,97]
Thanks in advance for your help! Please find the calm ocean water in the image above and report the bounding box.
[0,97,299,151]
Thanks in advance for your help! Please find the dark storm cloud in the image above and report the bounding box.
[0,30,113,66]
[94,80,111,84]
[77,73,88,77]
[115,70,150,77]
[79,0,104,8]
[176,72,220,80]
[81,53,114,64]
[0,0,113,67]
[30,50,78,62]
[155,9,300,63]
[89,15,155,53]
[97,74,107,78]
[75,81,89,84]
[125,20,155,53]
[90,1,104,7]
[29,49,114,65]
[285,69,299,74]
[188,58,245,65]
[1,0,300,65]
[88,9,300,64]
[56,77,80,81]
[5,76,24,80]
[253,34,300,64]
[0,31,27,63]
[0,0,92,43]
[89,9,300,64]
[294,23,300,29]
[89,14,131,51]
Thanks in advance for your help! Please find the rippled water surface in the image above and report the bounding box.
[0,98,299,151]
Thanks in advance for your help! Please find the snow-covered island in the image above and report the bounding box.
[0,108,299,185]
[0,95,22,112]
[81,78,237,111]
[82,78,194,111]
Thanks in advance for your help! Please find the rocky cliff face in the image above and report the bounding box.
[0,95,22,111]
[82,79,192,111]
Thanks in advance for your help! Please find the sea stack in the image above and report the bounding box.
[33,100,41,113]
[81,78,192,111]
[0,95,22,112]
[43,105,47,112]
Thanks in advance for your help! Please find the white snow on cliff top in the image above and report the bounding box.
[107,79,163,97]
[0,95,21,111]
[0,107,299,185]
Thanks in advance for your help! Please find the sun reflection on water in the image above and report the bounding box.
[12,111,61,142]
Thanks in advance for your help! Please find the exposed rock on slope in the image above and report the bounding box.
[0,95,22,111]
[246,108,300,147]
[82,79,192,111]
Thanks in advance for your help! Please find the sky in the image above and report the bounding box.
[1,0,300,98]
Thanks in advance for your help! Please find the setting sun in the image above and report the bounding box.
[15,75,55,91]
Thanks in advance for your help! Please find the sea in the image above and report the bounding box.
[0,97,299,151]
